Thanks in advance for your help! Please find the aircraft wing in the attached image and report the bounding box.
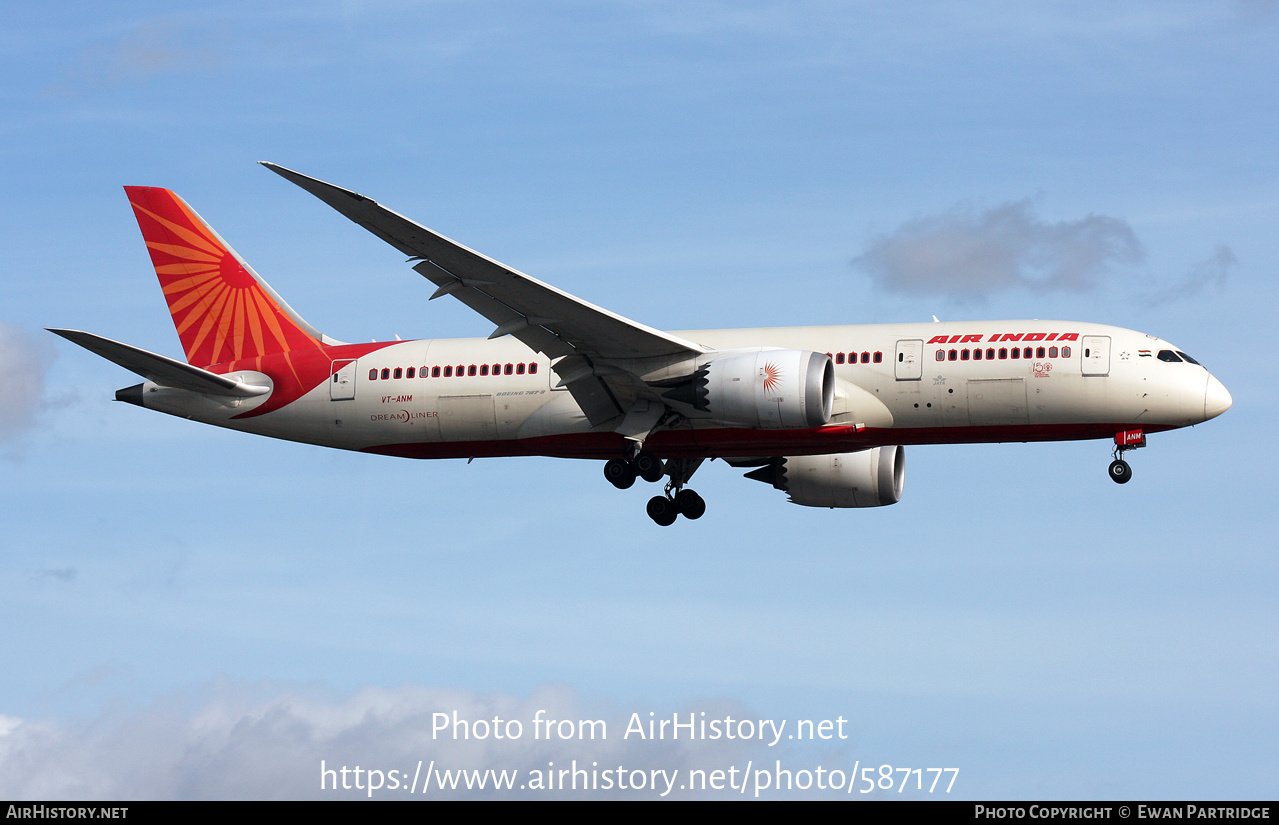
[261,163,708,425]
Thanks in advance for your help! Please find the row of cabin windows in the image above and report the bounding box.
[368,362,539,381]
[828,351,884,364]
[935,346,1072,362]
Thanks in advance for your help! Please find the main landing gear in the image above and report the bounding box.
[603,449,662,488]
[646,487,706,526]
[1108,429,1145,485]
[603,451,706,525]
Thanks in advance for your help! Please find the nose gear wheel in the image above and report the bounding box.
[1107,431,1144,484]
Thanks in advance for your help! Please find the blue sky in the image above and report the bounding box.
[1,1,1275,799]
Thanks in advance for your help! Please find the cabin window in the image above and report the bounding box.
[480,364,489,376]
[1048,347,1058,358]
[936,350,945,361]
[1062,346,1071,358]
[369,369,378,380]
[1022,348,1032,359]
[986,348,995,359]
[960,349,970,360]
[468,365,477,376]
[393,368,402,379]
[836,352,845,364]
[504,363,514,375]
[380,368,390,380]
[432,366,441,377]
[1010,348,1020,359]
[861,352,870,363]
[973,349,982,360]
[948,349,957,361]
[529,363,538,374]
[873,352,882,363]
[517,363,526,374]
[443,366,452,377]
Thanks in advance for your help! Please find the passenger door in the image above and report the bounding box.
[1081,336,1111,377]
[895,339,923,381]
[330,360,358,400]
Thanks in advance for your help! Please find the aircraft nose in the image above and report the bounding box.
[1204,374,1232,420]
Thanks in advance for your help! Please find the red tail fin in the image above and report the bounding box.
[125,186,323,368]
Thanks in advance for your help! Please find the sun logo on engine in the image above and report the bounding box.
[762,361,782,393]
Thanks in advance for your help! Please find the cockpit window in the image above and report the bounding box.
[1157,350,1183,363]
[1176,351,1200,365]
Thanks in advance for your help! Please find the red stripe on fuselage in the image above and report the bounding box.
[361,421,1177,461]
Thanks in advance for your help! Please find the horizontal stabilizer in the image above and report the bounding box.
[48,329,270,397]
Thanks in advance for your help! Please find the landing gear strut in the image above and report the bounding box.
[1108,429,1145,485]
[645,489,706,526]
[644,457,706,526]
[603,451,706,525]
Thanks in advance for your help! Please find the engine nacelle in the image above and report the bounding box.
[661,348,834,430]
[744,446,905,508]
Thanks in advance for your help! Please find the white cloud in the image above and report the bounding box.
[0,685,779,800]
[1143,244,1236,307]
[0,322,53,444]
[852,199,1144,301]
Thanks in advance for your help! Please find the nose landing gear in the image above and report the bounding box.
[1108,429,1145,485]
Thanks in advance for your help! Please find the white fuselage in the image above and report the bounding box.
[134,319,1229,461]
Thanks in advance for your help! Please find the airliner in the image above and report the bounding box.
[50,164,1233,525]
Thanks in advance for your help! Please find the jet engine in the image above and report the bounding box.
[744,446,905,508]
[659,348,834,430]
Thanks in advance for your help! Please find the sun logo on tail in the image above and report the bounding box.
[126,187,322,368]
